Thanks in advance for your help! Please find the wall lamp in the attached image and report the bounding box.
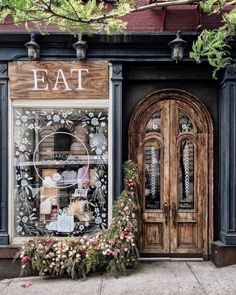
[73,33,87,61]
[24,33,87,61]
[24,33,40,61]
[168,31,188,63]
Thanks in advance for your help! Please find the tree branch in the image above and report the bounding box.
[90,0,201,22]
[64,0,81,21]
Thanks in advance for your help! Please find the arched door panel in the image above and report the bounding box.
[129,91,213,256]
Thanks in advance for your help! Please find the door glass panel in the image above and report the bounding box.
[178,140,194,210]
[146,111,161,133]
[144,141,161,210]
[179,111,194,133]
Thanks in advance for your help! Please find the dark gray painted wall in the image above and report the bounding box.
[0,63,9,245]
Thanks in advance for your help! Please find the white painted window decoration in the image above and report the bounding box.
[13,107,109,237]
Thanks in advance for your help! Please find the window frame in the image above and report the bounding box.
[9,99,112,244]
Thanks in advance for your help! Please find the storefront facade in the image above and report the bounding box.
[0,32,236,275]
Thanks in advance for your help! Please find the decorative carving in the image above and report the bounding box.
[0,64,7,74]
[226,64,236,76]
[113,64,122,76]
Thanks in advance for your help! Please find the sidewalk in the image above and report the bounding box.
[1,261,236,295]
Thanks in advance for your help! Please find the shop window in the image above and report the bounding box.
[13,107,108,237]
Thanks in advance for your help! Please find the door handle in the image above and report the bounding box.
[163,201,169,225]
[172,202,177,225]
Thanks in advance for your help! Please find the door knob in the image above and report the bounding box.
[172,202,177,225]
[163,201,169,225]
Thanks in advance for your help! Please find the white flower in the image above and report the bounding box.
[101,122,106,127]
[182,124,187,130]
[89,112,94,117]
[53,115,60,123]
[95,148,102,155]
[19,144,26,152]
[22,138,29,144]
[22,216,29,223]
[95,181,102,188]
[15,120,21,126]
[91,118,99,126]
[17,225,23,232]
[79,225,84,231]
[21,115,29,123]
[152,124,158,130]
[16,174,21,181]
[21,179,28,187]
[95,217,102,224]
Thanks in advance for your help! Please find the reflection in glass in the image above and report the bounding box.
[146,111,161,133]
[178,140,194,209]
[179,111,194,133]
[144,141,161,209]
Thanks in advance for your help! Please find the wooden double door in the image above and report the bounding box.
[129,91,213,256]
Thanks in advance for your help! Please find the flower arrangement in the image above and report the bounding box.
[16,161,139,279]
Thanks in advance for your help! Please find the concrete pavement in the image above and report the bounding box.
[1,261,236,295]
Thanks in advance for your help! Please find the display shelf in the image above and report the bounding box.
[14,155,108,167]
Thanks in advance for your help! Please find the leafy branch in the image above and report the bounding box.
[190,1,236,77]
[0,0,198,33]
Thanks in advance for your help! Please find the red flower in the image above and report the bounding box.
[46,239,52,246]
[21,256,29,264]
[124,230,129,237]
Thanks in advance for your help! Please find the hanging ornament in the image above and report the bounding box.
[183,141,190,198]
[150,146,158,199]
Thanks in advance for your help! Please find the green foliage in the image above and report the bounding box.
[190,1,236,78]
[190,27,232,78]
[15,160,140,280]
[0,0,136,33]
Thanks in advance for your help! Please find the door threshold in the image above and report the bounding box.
[139,257,203,262]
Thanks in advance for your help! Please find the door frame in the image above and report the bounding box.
[128,89,213,257]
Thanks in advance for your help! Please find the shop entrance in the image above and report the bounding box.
[128,90,213,256]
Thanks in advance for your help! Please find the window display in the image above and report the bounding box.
[13,107,108,237]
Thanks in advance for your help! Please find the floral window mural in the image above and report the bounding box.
[145,111,161,133]
[179,111,194,133]
[13,108,108,237]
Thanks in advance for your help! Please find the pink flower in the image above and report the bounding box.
[21,283,32,289]
[21,256,29,263]
[38,244,44,251]
[109,239,116,245]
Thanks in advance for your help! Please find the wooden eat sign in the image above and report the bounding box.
[9,61,109,99]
